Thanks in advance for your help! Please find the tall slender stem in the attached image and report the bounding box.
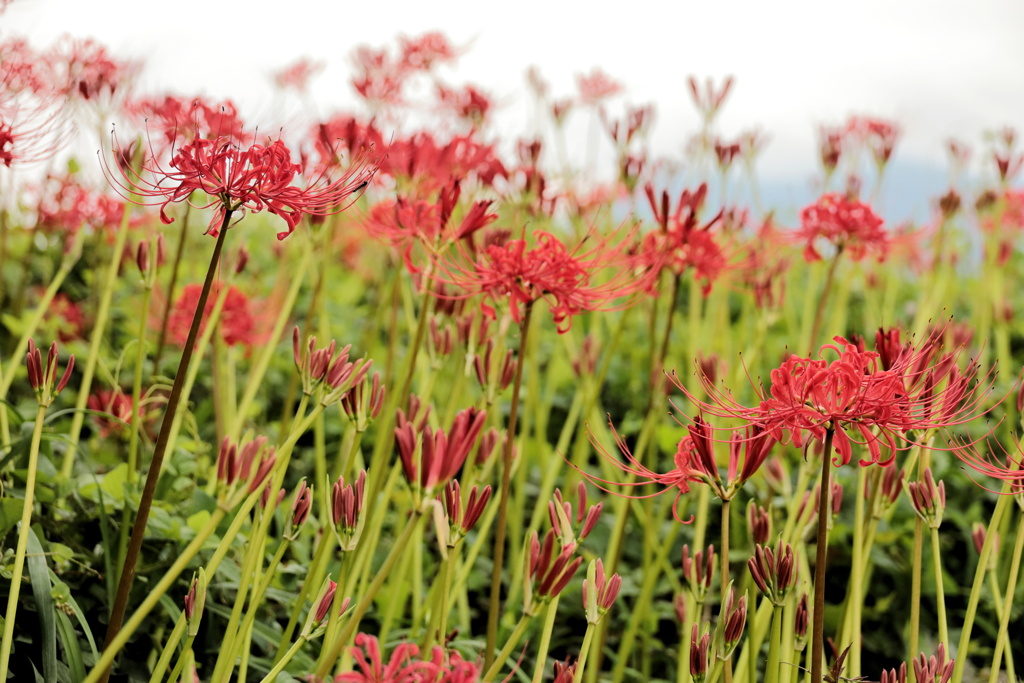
[929,527,949,651]
[810,429,834,683]
[0,404,47,679]
[807,252,842,354]
[722,497,733,683]
[765,604,784,683]
[988,510,1023,683]
[484,302,533,671]
[96,213,231,683]
[483,614,532,682]
[531,596,560,683]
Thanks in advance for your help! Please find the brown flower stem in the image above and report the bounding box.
[96,212,231,683]
[807,251,842,354]
[153,203,190,372]
[810,429,834,683]
[483,301,533,672]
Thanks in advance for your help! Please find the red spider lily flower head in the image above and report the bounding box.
[576,417,701,523]
[168,283,255,348]
[46,36,139,103]
[677,330,997,471]
[875,326,903,371]
[327,470,367,552]
[86,390,132,438]
[336,634,423,683]
[0,109,70,168]
[582,558,621,624]
[523,528,584,615]
[747,501,771,546]
[548,482,602,544]
[577,68,622,106]
[272,57,325,93]
[0,40,72,167]
[638,182,730,296]
[795,193,887,263]
[434,225,653,334]
[688,75,733,123]
[747,540,795,605]
[862,117,900,168]
[363,197,439,273]
[441,480,491,547]
[690,623,712,682]
[396,406,487,502]
[383,131,508,195]
[25,338,74,407]
[128,96,251,149]
[681,543,715,603]
[103,129,376,240]
[419,647,487,683]
[729,423,778,485]
[399,32,460,72]
[35,173,129,235]
[436,83,492,128]
[913,644,954,683]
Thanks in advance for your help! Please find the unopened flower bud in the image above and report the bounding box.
[747,501,770,546]
[136,240,149,275]
[235,245,249,275]
[184,568,207,637]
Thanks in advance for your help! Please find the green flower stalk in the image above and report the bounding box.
[0,340,74,680]
[907,467,949,650]
[748,540,796,683]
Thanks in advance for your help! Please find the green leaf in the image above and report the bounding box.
[0,497,24,540]
[186,510,211,536]
[26,527,57,683]
[55,610,85,683]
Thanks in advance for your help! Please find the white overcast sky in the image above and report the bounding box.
[4,0,1024,217]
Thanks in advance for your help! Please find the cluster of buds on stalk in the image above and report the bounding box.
[572,335,599,379]
[689,622,712,683]
[457,310,491,376]
[284,480,313,541]
[135,233,166,288]
[793,593,810,652]
[427,315,454,369]
[549,482,602,546]
[522,527,583,616]
[551,658,577,683]
[214,435,276,507]
[747,540,795,605]
[582,559,621,625]
[907,467,946,529]
[475,427,501,467]
[866,464,905,519]
[747,502,771,546]
[707,584,747,671]
[880,662,907,683]
[681,544,715,604]
[26,339,74,407]
[340,372,386,432]
[799,480,844,539]
[183,568,207,637]
[396,406,486,507]
[435,479,491,553]
[913,644,954,683]
[326,470,366,552]
[261,484,285,510]
[292,327,372,406]
[474,339,516,404]
[971,523,999,572]
[301,577,351,639]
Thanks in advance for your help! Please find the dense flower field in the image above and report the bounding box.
[1,22,1023,683]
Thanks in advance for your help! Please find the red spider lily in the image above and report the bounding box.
[272,57,324,92]
[339,633,486,683]
[747,540,795,604]
[26,338,74,406]
[363,198,438,272]
[103,131,376,240]
[947,434,1024,490]
[678,331,997,469]
[690,623,711,681]
[86,390,132,438]
[637,183,730,295]
[419,647,487,683]
[396,406,487,497]
[907,467,946,527]
[748,502,770,545]
[551,658,578,683]
[36,173,127,233]
[688,75,733,122]
[794,193,888,263]
[578,416,702,522]
[436,83,492,128]
[288,480,313,536]
[441,480,491,544]
[46,36,139,102]
[523,528,584,614]
[313,115,386,170]
[168,283,255,348]
[847,116,900,168]
[384,131,507,195]
[0,39,53,96]
[327,470,367,550]
[818,125,845,176]
[549,483,602,544]
[433,225,653,333]
[582,558,621,624]
[399,32,460,72]
[577,68,622,106]
[128,96,249,148]
[913,644,954,683]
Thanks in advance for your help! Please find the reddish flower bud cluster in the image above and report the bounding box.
[582,558,621,624]
[328,471,367,551]
[474,339,516,401]
[548,482,602,544]
[215,435,275,498]
[292,327,372,403]
[747,502,771,546]
[718,587,748,650]
[794,593,810,647]
[913,644,954,683]
[341,372,386,431]
[396,406,486,500]
[907,467,946,528]
[748,540,795,605]
[681,544,715,603]
[867,463,905,518]
[287,480,313,539]
[26,338,74,406]
[971,523,998,571]
[880,663,907,683]
[523,528,583,615]
[441,480,491,547]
